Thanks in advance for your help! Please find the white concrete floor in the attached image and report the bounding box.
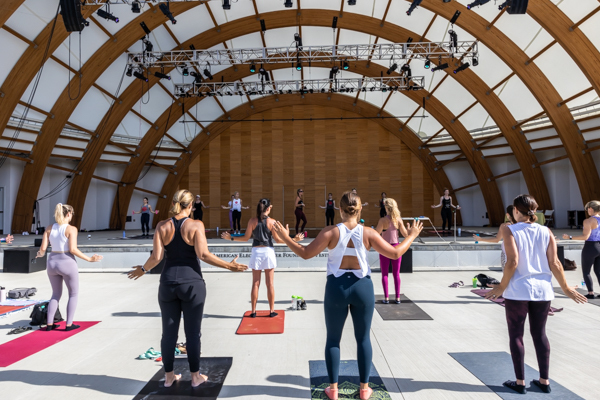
[0,269,598,400]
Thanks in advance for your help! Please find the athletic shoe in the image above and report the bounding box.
[585,294,596,299]
[324,387,338,400]
[395,299,401,304]
[360,387,373,400]
[382,299,389,304]
[503,380,526,394]
[532,379,551,393]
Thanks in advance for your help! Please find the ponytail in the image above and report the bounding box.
[513,194,538,223]
[384,198,401,229]
[257,198,271,219]
[54,203,74,225]
[170,190,193,215]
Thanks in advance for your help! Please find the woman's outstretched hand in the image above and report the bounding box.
[90,254,103,262]
[484,285,505,300]
[564,286,588,304]
[227,255,248,272]
[406,220,423,238]
[221,231,232,240]
[127,266,145,280]
[293,233,304,242]
[273,221,290,237]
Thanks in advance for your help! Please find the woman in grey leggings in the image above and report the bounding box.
[37,203,102,331]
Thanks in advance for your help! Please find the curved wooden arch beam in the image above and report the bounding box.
[527,1,600,97]
[116,94,454,229]
[414,1,600,205]
[0,0,26,29]
[10,2,198,233]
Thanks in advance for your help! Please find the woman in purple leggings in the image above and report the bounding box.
[375,198,408,304]
[36,203,103,331]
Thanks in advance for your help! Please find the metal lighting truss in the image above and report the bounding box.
[173,76,425,98]
[127,42,479,69]
[82,0,205,4]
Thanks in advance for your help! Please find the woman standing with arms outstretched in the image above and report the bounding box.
[375,198,408,304]
[221,199,302,317]
[320,193,339,226]
[133,197,158,236]
[431,189,460,232]
[562,200,600,299]
[295,188,307,235]
[128,190,247,388]
[192,195,209,221]
[221,194,235,232]
[373,192,387,218]
[274,192,422,400]
[36,204,103,331]
[230,191,249,235]
[485,194,586,394]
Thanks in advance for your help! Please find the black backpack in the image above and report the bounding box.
[29,302,64,326]
[475,273,500,288]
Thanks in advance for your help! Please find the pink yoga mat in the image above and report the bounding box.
[0,321,99,367]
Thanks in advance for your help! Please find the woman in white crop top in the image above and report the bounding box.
[485,195,586,395]
[274,191,422,400]
[36,203,102,331]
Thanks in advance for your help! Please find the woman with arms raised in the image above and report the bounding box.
[273,191,422,400]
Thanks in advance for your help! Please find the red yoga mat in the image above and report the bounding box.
[236,310,285,335]
[0,305,27,316]
[0,321,99,367]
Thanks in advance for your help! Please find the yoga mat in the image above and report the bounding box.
[0,321,99,367]
[553,287,600,307]
[133,357,233,400]
[450,351,584,400]
[0,305,27,317]
[236,310,285,334]
[471,289,563,314]
[309,360,391,400]
[374,294,433,320]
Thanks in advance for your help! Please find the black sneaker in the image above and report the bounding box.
[585,294,596,299]
[300,300,307,310]
[503,380,526,394]
[532,380,551,393]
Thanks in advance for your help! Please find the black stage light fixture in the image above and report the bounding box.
[448,29,458,49]
[182,67,189,76]
[406,0,423,16]
[131,1,141,13]
[143,38,153,52]
[343,61,349,70]
[259,66,270,80]
[126,67,133,77]
[329,66,339,80]
[140,21,152,36]
[250,64,256,73]
[203,68,213,80]
[223,0,231,10]
[424,59,431,69]
[453,62,470,74]
[431,63,449,72]
[189,44,196,50]
[472,57,479,66]
[407,37,414,43]
[190,71,202,83]
[294,33,303,48]
[386,63,398,75]
[332,16,338,29]
[450,10,461,25]
[284,0,293,8]
[401,64,412,78]
[159,3,177,24]
[154,71,171,80]
[97,9,119,23]
[60,0,88,32]
[296,61,303,71]
[133,70,148,81]
[443,0,451,2]
[260,19,267,32]
[467,0,490,9]
[348,0,357,5]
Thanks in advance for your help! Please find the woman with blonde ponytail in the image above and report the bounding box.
[36,203,103,331]
[375,198,408,304]
[128,189,248,389]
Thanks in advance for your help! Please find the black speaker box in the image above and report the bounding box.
[557,245,565,267]
[3,248,46,273]
[507,0,528,14]
[60,0,88,32]
[391,248,412,273]
[34,238,43,247]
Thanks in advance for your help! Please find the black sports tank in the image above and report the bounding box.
[443,197,451,209]
[252,217,274,247]
[326,200,334,210]
[162,217,202,283]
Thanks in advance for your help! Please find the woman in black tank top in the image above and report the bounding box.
[128,190,247,388]
[295,188,307,235]
[374,192,387,218]
[320,192,339,226]
[431,189,460,232]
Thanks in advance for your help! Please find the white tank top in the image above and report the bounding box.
[232,199,242,212]
[503,222,554,301]
[326,224,370,278]
[49,223,70,252]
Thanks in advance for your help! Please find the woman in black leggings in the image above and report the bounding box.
[295,188,307,235]
[274,192,422,400]
[128,189,247,388]
[319,193,339,226]
[431,189,460,232]
[562,200,600,299]
[486,194,586,394]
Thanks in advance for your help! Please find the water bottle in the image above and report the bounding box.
[458,227,461,236]
[472,277,478,288]
[296,296,303,310]
[291,296,297,310]
[216,227,219,236]
[581,279,586,288]
[0,286,6,303]
[122,230,126,238]
[87,235,91,240]
[475,234,479,244]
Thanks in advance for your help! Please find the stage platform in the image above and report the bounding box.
[0,227,584,272]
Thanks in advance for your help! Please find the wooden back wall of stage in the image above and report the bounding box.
[179,105,442,230]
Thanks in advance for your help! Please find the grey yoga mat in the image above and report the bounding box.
[374,295,433,320]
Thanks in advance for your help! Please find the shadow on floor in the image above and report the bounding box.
[0,319,32,329]
[112,312,161,317]
[255,299,324,305]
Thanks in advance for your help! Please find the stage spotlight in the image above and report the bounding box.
[182,67,189,76]
[431,63,449,72]
[97,9,118,23]
[223,0,231,10]
[143,38,153,52]
[159,3,177,24]
[296,61,303,71]
[401,64,412,78]
[250,64,256,73]
[154,71,171,80]
[259,66,270,80]
[406,0,422,16]
[126,67,133,77]
[131,1,141,13]
[294,33,303,48]
[386,63,398,75]
[343,61,349,70]
[467,0,490,9]
[348,0,356,4]
[450,10,461,25]
[424,59,431,69]
[472,57,479,66]
[329,66,339,80]
[133,71,148,82]
[284,0,293,8]
[190,71,202,83]
[203,68,213,80]
[448,29,458,49]
[453,62,470,74]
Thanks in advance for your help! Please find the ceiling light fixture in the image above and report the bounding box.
[133,70,148,82]
[467,0,491,9]
[131,1,141,13]
[97,8,119,23]
[424,59,430,69]
[159,3,177,24]
[284,0,293,8]
[431,63,449,72]
[250,64,256,73]
[453,62,470,74]
[203,68,213,80]
[406,0,422,16]
[343,61,349,70]
[386,63,398,75]
[223,0,231,10]
[154,71,171,80]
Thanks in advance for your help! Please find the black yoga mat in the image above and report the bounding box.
[309,360,391,400]
[450,352,584,400]
[133,357,232,400]
[554,287,600,306]
[374,294,433,320]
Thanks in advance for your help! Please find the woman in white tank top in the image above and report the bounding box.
[274,192,422,400]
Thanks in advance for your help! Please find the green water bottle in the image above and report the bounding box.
[472,277,478,288]
[291,296,298,310]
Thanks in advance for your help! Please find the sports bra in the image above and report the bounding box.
[587,216,600,241]
[326,223,370,278]
[382,216,399,245]
[50,223,70,252]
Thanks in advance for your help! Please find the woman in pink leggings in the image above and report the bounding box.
[375,198,408,304]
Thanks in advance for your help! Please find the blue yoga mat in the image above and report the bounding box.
[309,360,391,399]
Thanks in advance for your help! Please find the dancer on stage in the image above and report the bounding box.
[351,188,369,207]
[485,194,586,394]
[36,203,103,331]
[0,234,13,244]
[273,191,422,400]
[431,189,460,232]
[221,199,302,318]
[192,195,209,221]
[474,205,516,271]
[375,198,408,304]
[295,188,307,235]
[128,190,247,388]
[373,192,388,218]
[231,192,249,235]
[133,197,158,236]
[562,200,600,299]
[221,194,235,232]
[320,193,339,226]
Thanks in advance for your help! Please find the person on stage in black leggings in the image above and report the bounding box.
[486,194,586,395]
[563,200,600,299]
[295,188,307,235]
[274,191,422,400]
[231,191,249,235]
[320,193,339,226]
[374,192,387,218]
[431,189,460,232]
[128,189,247,388]
[133,197,157,236]
[192,195,209,221]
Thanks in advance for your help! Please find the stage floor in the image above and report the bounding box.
[0,270,597,400]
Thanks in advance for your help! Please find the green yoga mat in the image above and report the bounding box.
[309,360,391,399]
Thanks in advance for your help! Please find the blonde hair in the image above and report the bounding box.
[339,191,361,217]
[170,190,194,215]
[54,203,74,225]
[384,198,401,229]
[585,200,600,214]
